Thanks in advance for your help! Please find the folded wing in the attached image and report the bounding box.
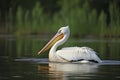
[56,47,102,63]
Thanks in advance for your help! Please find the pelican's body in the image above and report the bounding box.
[38,26,102,63]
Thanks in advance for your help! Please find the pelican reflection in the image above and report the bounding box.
[49,62,98,74]
[38,62,99,80]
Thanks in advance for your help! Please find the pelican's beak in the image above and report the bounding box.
[38,32,64,55]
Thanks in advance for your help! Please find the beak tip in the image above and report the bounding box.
[38,51,41,55]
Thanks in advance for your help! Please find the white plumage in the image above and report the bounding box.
[56,47,102,63]
[38,26,102,63]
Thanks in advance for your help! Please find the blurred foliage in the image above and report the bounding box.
[0,0,120,38]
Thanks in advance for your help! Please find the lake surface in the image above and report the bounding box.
[0,36,120,80]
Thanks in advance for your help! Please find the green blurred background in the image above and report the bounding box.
[0,0,120,38]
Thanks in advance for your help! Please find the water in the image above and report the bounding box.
[0,36,120,80]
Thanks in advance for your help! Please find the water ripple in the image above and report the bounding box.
[15,58,120,65]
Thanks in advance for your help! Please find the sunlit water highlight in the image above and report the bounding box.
[15,58,120,65]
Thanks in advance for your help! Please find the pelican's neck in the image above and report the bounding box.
[49,33,70,57]
[49,41,60,54]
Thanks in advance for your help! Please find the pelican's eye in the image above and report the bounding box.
[58,30,62,34]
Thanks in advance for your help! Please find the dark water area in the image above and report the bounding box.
[0,36,120,80]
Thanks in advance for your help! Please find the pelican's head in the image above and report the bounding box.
[38,26,70,55]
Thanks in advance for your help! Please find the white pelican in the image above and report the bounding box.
[38,26,102,63]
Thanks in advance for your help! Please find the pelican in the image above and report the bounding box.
[38,26,102,63]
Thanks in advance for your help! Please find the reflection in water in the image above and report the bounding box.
[49,62,98,74]
[0,58,119,80]
[37,59,120,80]
[38,62,99,80]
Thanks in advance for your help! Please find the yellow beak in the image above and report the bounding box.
[38,32,64,55]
